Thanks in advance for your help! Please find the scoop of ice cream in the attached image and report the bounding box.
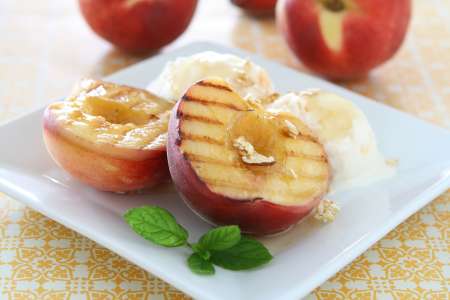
[148,51,274,102]
[268,90,395,192]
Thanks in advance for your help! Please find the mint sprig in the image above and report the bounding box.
[124,206,188,247]
[211,236,273,270]
[199,225,241,251]
[188,253,215,275]
[124,206,273,276]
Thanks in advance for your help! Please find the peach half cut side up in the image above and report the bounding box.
[167,78,331,235]
[43,79,173,192]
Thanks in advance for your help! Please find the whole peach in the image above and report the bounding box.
[79,0,198,53]
[277,0,411,79]
[231,0,278,15]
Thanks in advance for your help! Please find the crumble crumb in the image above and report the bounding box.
[245,97,264,110]
[289,168,298,179]
[386,159,399,167]
[233,136,275,166]
[259,93,280,105]
[284,119,299,138]
[314,199,340,223]
[299,88,320,97]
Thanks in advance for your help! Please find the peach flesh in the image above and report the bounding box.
[42,79,172,192]
[43,120,169,192]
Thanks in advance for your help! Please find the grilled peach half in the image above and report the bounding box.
[167,78,330,235]
[43,79,173,192]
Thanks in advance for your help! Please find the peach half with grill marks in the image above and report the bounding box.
[167,78,331,235]
[43,79,173,192]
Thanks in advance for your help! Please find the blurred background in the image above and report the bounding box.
[0,0,449,299]
[0,0,448,127]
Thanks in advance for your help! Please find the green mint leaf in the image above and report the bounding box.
[211,236,272,270]
[191,243,211,260]
[124,206,188,247]
[199,225,241,251]
[188,253,215,275]
[191,242,205,253]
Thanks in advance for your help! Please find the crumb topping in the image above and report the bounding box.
[299,88,320,97]
[386,159,399,167]
[284,120,299,138]
[314,199,340,223]
[233,136,276,166]
[259,93,280,105]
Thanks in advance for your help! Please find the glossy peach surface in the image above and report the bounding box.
[42,80,172,192]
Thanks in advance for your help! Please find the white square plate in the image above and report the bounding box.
[1,42,449,300]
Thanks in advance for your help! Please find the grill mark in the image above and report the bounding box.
[184,153,235,166]
[205,179,319,198]
[84,79,162,99]
[180,113,224,125]
[284,132,321,145]
[176,108,183,118]
[175,136,182,146]
[204,178,254,191]
[283,133,318,144]
[149,110,171,120]
[180,133,225,146]
[128,99,169,114]
[185,153,329,180]
[182,94,243,111]
[84,81,103,93]
[197,80,233,92]
[285,151,327,162]
[107,88,135,99]
[92,81,138,99]
[296,133,317,143]
[142,114,160,122]
[82,81,170,117]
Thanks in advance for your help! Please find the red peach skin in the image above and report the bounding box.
[167,99,323,235]
[231,0,277,15]
[277,0,411,79]
[79,0,198,53]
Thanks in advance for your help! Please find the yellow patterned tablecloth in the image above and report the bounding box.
[0,0,449,299]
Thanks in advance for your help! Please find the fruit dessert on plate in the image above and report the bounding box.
[43,79,173,192]
[43,51,395,236]
[167,78,330,235]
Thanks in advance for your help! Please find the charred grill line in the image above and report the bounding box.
[284,134,319,143]
[204,179,318,198]
[182,94,243,111]
[197,80,233,92]
[185,153,328,180]
[180,133,225,146]
[286,151,327,162]
[181,113,224,125]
